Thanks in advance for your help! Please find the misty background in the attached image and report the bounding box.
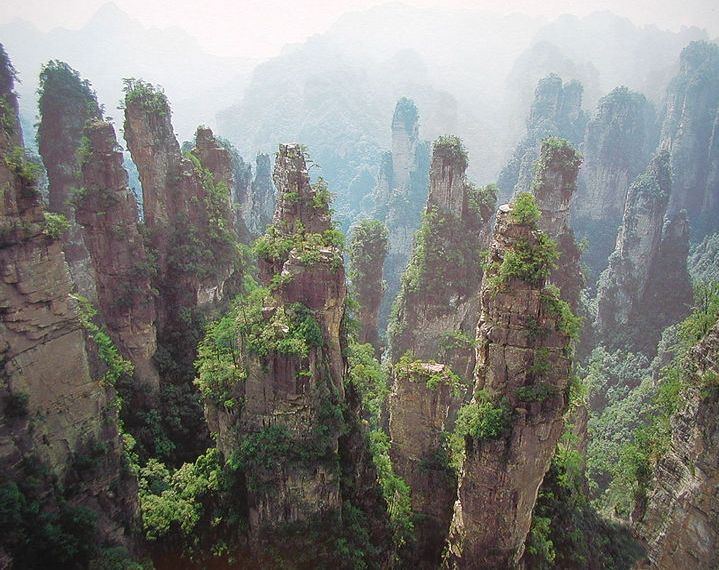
[1,0,717,227]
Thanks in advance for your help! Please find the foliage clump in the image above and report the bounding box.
[395,352,463,395]
[122,78,168,115]
[510,191,541,225]
[42,211,70,239]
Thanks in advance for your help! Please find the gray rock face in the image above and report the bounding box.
[532,138,584,309]
[660,41,719,238]
[497,74,587,203]
[444,202,574,569]
[573,87,657,277]
[635,320,719,569]
[0,46,136,560]
[595,151,692,353]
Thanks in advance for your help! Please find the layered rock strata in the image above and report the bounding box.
[497,74,587,202]
[443,199,574,569]
[76,119,159,391]
[37,60,101,301]
[634,320,719,569]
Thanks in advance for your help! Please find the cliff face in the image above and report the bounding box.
[235,152,274,238]
[123,81,239,370]
[444,199,574,569]
[0,46,136,565]
[532,138,584,310]
[635,320,719,569]
[76,119,159,392]
[203,144,388,562]
[497,74,587,202]
[388,359,457,567]
[373,98,431,328]
[595,152,692,353]
[660,41,719,238]
[37,60,102,302]
[388,137,495,382]
[348,219,389,351]
[573,87,657,278]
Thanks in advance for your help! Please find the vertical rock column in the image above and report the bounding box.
[37,60,102,302]
[388,360,457,567]
[76,119,159,392]
[531,137,584,309]
[444,199,574,569]
[348,219,389,351]
[388,136,495,380]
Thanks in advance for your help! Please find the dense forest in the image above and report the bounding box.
[1,3,719,569]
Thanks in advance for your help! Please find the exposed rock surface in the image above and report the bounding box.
[444,201,574,569]
[388,359,457,568]
[388,137,495,382]
[204,144,389,563]
[37,60,101,302]
[0,46,136,563]
[660,41,719,238]
[124,81,239,370]
[634,320,719,569]
[348,218,389,351]
[235,151,275,238]
[573,87,657,278]
[373,98,431,328]
[497,74,587,202]
[532,138,584,309]
[595,152,692,353]
[76,119,159,391]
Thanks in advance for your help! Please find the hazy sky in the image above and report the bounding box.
[1,0,718,59]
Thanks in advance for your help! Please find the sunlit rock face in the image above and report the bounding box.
[76,119,159,392]
[444,202,574,569]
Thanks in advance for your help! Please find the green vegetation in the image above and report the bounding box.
[346,341,389,427]
[72,294,133,385]
[348,219,388,300]
[541,285,582,339]
[449,392,512,470]
[42,211,70,239]
[395,352,463,395]
[311,177,333,209]
[4,146,42,183]
[511,191,541,225]
[517,383,558,402]
[122,78,168,115]
[254,221,344,266]
[433,135,468,169]
[489,232,559,289]
[0,94,15,136]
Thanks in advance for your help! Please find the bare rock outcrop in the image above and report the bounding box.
[497,74,587,203]
[443,197,575,569]
[573,87,657,277]
[388,136,495,382]
[0,45,136,564]
[37,60,101,302]
[76,119,159,391]
[595,151,692,353]
[634,320,719,569]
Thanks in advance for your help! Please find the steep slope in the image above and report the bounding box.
[37,60,102,301]
[0,44,137,568]
[76,118,159,392]
[497,74,587,203]
[573,87,657,278]
[595,152,693,353]
[660,41,719,238]
[444,195,577,568]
